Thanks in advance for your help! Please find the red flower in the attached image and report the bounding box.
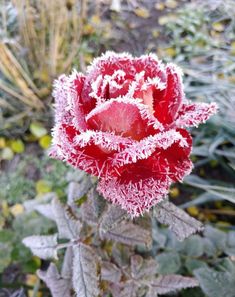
[50,52,217,216]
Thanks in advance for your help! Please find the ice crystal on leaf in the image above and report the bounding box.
[50,51,217,217]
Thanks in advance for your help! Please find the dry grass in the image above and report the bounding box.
[0,0,87,132]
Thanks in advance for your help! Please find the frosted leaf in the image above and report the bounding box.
[100,221,152,248]
[22,234,58,260]
[131,255,157,279]
[99,204,128,232]
[34,204,55,220]
[154,201,204,241]
[194,267,235,297]
[52,198,82,240]
[37,263,72,297]
[101,261,122,283]
[117,281,139,297]
[175,102,218,128]
[61,247,73,280]
[72,243,100,297]
[67,177,92,207]
[23,192,57,213]
[148,275,199,295]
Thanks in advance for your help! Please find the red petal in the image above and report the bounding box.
[98,175,171,217]
[154,63,184,124]
[175,102,218,128]
[134,54,166,82]
[86,98,157,141]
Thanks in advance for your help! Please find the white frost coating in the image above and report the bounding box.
[87,51,133,74]
[112,129,189,167]
[75,130,133,151]
[85,96,164,130]
[175,102,218,128]
[97,177,171,217]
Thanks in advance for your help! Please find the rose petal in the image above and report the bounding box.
[175,102,218,128]
[112,129,190,167]
[154,63,184,124]
[86,98,159,141]
[98,176,171,217]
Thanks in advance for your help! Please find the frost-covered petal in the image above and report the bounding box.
[75,130,133,152]
[154,63,184,124]
[51,124,125,178]
[134,53,166,82]
[175,102,218,128]
[86,97,161,141]
[98,176,171,217]
[112,129,189,167]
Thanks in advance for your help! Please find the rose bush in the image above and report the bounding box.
[50,51,217,216]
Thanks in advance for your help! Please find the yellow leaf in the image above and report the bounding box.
[187,206,199,217]
[231,41,235,55]
[155,3,165,10]
[36,180,52,194]
[84,53,93,64]
[165,0,178,9]
[0,137,6,148]
[83,24,95,35]
[152,29,160,38]
[165,47,176,57]
[1,147,14,160]
[91,15,101,25]
[26,274,38,286]
[215,201,222,208]
[134,7,150,19]
[10,139,25,153]
[212,22,224,32]
[1,201,10,218]
[30,122,47,138]
[170,187,180,198]
[39,135,51,149]
[10,204,24,217]
[158,16,169,25]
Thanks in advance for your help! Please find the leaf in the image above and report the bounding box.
[39,135,52,149]
[30,122,47,138]
[36,179,52,194]
[52,198,82,240]
[194,267,235,297]
[185,259,208,274]
[22,234,58,260]
[131,255,157,279]
[204,225,226,251]
[148,275,199,295]
[61,247,74,279]
[37,263,72,297]
[225,231,235,256]
[117,281,139,297]
[10,139,25,153]
[99,204,128,233]
[101,261,122,283]
[184,175,235,204]
[183,235,204,257]
[0,242,13,272]
[73,243,100,297]
[100,221,152,248]
[134,7,150,18]
[67,177,92,207]
[156,252,181,275]
[34,203,55,220]
[154,201,204,241]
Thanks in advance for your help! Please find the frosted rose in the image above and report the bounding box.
[50,51,217,216]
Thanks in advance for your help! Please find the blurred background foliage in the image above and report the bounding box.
[0,0,235,296]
